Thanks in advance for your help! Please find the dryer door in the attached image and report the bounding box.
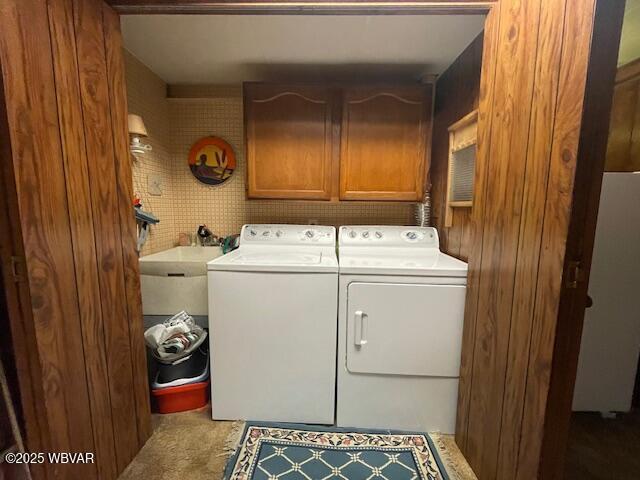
[346,282,466,377]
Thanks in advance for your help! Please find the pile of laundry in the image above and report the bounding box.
[144,310,207,363]
[145,311,211,413]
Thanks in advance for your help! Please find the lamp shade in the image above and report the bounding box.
[128,114,148,137]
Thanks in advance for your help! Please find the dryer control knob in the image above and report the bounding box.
[375,231,383,239]
[362,231,370,239]
[249,229,257,237]
[349,230,357,239]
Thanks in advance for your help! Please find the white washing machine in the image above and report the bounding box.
[207,224,338,424]
[337,226,467,433]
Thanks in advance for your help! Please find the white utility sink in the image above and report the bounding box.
[139,246,224,318]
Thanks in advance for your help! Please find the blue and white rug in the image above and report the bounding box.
[224,423,449,480]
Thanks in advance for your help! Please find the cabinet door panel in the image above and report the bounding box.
[340,86,431,201]
[245,84,334,199]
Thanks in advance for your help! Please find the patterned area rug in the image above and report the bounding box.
[224,423,449,480]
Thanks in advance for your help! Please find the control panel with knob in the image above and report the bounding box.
[403,231,421,241]
[241,224,335,245]
[339,226,439,249]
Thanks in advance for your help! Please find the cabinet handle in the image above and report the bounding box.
[354,310,368,347]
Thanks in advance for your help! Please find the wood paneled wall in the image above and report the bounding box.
[0,1,151,479]
[430,34,483,261]
[455,1,624,479]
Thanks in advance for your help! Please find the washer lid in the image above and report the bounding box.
[208,249,338,273]
[339,251,468,277]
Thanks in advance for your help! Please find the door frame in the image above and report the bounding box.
[105,2,623,478]
[0,63,48,480]
[539,3,626,477]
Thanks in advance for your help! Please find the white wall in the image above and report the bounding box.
[573,172,640,412]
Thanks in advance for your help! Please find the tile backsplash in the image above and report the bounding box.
[125,50,414,256]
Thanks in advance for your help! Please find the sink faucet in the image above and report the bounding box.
[196,225,219,246]
[197,225,211,246]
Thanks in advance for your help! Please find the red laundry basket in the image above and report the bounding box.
[152,381,210,414]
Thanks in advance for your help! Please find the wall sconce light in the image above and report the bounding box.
[128,113,152,156]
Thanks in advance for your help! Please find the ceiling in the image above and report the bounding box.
[620,0,640,66]
[121,15,486,84]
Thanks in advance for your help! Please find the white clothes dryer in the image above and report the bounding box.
[337,226,467,433]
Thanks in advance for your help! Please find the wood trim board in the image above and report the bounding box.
[448,109,478,133]
[615,57,640,85]
[107,0,496,14]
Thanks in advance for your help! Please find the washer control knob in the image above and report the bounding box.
[262,230,270,237]
[406,231,417,240]
[362,231,370,239]
[249,229,257,237]
[305,229,315,239]
[349,230,357,239]
[375,231,383,239]
[275,230,283,238]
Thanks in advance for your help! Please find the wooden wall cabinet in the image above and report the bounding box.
[244,83,431,201]
[244,84,336,200]
[340,85,431,201]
